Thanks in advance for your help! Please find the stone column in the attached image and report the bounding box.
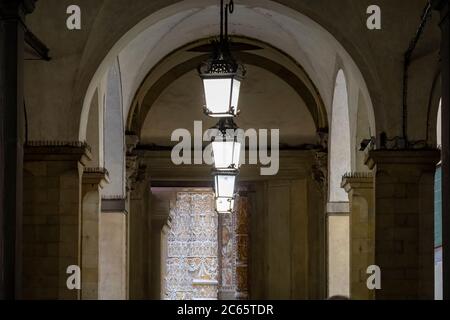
[160,221,171,300]
[81,168,108,300]
[327,202,350,298]
[128,184,151,300]
[23,142,91,300]
[150,192,171,300]
[98,202,128,300]
[218,209,236,300]
[311,152,328,299]
[126,151,152,300]
[342,173,374,300]
[0,0,36,299]
[150,216,170,300]
[367,150,440,299]
[432,0,450,300]
[314,150,350,298]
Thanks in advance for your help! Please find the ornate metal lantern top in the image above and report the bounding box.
[198,0,246,118]
[198,41,246,80]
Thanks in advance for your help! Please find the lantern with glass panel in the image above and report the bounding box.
[199,0,245,214]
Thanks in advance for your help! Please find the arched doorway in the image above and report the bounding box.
[20,0,379,301]
[78,1,376,300]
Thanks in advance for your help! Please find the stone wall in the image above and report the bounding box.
[250,178,326,300]
[23,143,90,299]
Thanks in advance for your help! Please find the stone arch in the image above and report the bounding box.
[329,69,351,202]
[85,89,103,168]
[103,59,126,198]
[72,1,379,300]
[81,189,101,299]
[78,0,377,151]
[354,90,373,172]
[427,72,442,147]
[68,1,381,302]
[126,39,328,136]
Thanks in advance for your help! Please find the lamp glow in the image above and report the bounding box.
[214,171,236,198]
[211,118,241,170]
[215,197,235,213]
[201,77,241,117]
[212,140,241,170]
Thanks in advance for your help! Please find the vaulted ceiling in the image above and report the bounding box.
[140,64,317,147]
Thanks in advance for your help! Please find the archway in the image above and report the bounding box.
[79,0,376,143]
[132,38,327,299]
[329,69,351,203]
[77,0,377,300]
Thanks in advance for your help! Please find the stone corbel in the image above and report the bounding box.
[341,172,373,194]
[82,167,110,197]
[83,167,109,186]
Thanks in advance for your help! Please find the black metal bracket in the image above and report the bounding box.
[24,26,51,61]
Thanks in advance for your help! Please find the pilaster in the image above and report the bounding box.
[80,168,109,300]
[218,204,236,300]
[126,148,152,299]
[342,173,374,300]
[151,214,170,300]
[150,192,171,300]
[367,149,440,299]
[23,141,91,300]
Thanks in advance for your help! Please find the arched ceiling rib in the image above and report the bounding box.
[128,46,327,136]
[80,0,376,141]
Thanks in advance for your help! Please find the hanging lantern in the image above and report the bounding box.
[198,0,245,118]
[213,170,237,199]
[198,53,244,117]
[215,197,235,214]
[212,118,241,170]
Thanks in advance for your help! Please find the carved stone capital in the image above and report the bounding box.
[126,152,150,196]
[311,151,328,194]
[126,154,139,180]
[316,130,329,151]
[126,134,140,154]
